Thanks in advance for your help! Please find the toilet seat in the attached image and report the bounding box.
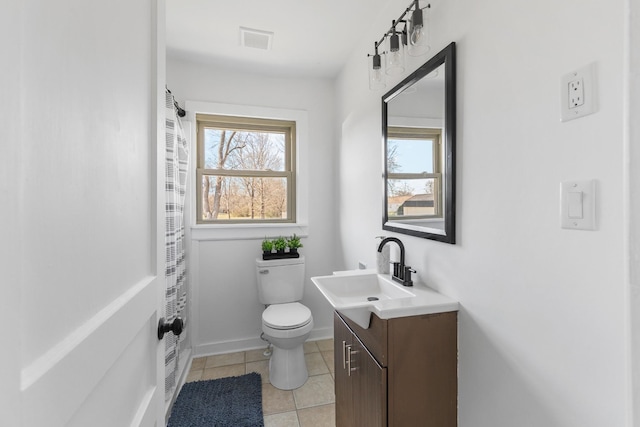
[263,302,312,330]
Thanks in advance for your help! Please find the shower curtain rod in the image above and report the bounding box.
[166,87,186,118]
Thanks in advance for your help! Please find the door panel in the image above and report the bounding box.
[353,336,387,427]
[21,278,163,427]
[18,0,167,425]
[334,313,353,427]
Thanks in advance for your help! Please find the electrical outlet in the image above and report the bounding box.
[568,78,584,108]
[561,63,596,122]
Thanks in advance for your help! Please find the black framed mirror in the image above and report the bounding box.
[382,42,456,243]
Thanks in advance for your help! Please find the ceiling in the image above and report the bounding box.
[166,0,390,78]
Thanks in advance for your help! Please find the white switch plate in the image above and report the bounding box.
[560,180,596,230]
[561,63,596,122]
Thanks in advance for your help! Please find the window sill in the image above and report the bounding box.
[190,223,309,242]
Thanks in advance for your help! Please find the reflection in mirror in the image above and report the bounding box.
[382,43,455,243]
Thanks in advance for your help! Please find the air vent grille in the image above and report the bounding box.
[240,27,273,50]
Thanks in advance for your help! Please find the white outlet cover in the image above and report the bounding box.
[560,63,597,122]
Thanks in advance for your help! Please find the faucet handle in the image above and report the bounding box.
[403,266,416,287]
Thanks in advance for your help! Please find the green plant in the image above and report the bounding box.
[287,234,303,250]
[261,237,274,252]
[273,237,287,252]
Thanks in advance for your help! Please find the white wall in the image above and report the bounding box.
[167,58,341,355]
[337,0,631,425]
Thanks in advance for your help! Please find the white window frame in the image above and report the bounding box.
[186,101,309,241]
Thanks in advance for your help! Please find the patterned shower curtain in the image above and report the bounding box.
[164,89,189,400]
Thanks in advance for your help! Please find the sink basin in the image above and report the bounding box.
[311,271,415,328]
[311,270,459,329]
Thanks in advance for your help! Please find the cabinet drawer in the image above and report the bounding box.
[337,311,388,367]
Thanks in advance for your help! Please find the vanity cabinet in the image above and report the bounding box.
[333,310,457,427]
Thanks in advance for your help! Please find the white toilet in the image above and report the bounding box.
[256,256,313,390]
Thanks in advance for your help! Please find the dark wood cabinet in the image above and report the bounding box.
[334,312,387,427]
[334,310,457,427]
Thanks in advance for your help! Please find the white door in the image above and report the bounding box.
[10,0,169,425]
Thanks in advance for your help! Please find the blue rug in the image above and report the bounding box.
[168,373,264,427]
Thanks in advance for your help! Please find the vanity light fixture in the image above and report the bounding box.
[368,42,386,90]
[385,21,405,75]
[367,0,431,90]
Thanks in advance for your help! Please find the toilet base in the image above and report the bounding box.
[269,344,308,390]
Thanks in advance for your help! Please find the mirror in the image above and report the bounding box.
[382,42,456,243]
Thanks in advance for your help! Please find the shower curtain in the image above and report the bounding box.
[164,89,190,400]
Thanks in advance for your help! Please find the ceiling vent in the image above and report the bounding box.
[239,27,273,51]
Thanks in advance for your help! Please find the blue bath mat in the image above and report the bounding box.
[168,373,264,427]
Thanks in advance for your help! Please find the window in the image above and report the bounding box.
[196,114,296,224]
[386,126,442,219]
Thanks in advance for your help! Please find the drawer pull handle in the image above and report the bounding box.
[346,345,357,376]
[342,340,347,370]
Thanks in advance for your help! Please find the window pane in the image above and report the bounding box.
[201,175,288,221]
[387,138,434,173]
[203,128,286,171]
[387,178,437,217]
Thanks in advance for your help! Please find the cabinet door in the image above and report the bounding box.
[352,335,387,427]
[334,313,354,427]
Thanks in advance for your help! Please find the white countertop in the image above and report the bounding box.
[312,269,459,329]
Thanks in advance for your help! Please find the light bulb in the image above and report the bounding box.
[410,25,424,45]
[407,5,430,57]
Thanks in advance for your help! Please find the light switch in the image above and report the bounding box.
[567,191,583,218]
[561,180,596,230]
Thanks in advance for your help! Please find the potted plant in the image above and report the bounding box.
[261,237,274,258]
[287,234,303,255]
[273,237,287,254]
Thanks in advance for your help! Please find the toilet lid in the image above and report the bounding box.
[263,302,312,330]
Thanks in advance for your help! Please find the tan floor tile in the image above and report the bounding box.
[297,404,336,427]
[201,364,245,381]
[305,352,329,376]
[205,351,245,368]
[246,359,270,384]
[190,357,206,370]
[303,341,319,354]
[246,348,271,362]
[262,383,297,416]
[292,374,335,409]
[264,410,300,427]
[316,339,334,352]
[186,369,203,383]
[321,351,335,373]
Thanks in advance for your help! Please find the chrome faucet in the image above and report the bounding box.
[377,237,414,287]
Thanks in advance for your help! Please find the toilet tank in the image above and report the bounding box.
[256,256,306,304]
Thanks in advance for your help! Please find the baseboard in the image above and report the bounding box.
[194,326,334,357]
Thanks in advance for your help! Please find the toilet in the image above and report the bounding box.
[256,256,313,390]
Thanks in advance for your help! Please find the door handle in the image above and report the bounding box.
[346,345,357,376]
[158,317,184,340]
[342,340,347,369]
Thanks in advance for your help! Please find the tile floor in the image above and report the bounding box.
[186,339,336,427]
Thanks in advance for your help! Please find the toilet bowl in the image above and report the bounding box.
[256,256,313,390]
[262,302,313,390]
